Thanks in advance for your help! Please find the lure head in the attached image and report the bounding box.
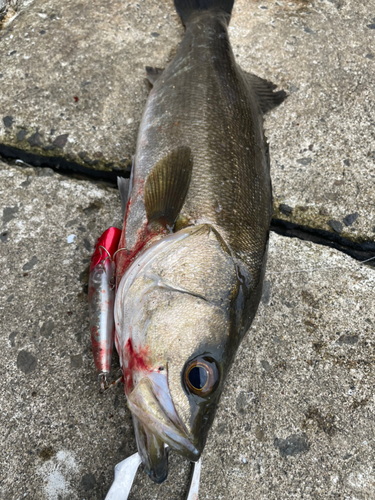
[115,225,251,483]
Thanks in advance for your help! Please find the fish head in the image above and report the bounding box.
[115,224,250,482]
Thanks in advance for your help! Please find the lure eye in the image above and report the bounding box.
[184,357,219,397]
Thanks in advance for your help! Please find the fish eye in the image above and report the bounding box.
[184,357,219,397]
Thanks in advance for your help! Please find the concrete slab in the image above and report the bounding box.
[1,160,374,499]
[247,0,375,244]
[1,0,374,242]
[0,0,183,177]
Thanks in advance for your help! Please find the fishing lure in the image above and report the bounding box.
[88,227,121,389]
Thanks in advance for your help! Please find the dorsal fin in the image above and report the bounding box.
[145,147,193,228]
[243,71,287,114]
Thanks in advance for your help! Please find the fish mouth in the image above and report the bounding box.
[127,373,199,483]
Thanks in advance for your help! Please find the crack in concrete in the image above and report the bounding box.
[271,219,375,268]
[0,144,130,182]
[1,148,373,268]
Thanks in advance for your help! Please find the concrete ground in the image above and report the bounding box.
[0,1,374,499]
[1,0,374,240]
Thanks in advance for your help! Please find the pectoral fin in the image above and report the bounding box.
[145,147,193,228]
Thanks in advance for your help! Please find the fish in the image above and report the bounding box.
[112,0,286,486]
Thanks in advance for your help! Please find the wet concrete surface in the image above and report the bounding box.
[0,0,183,174]
[1,0,374,498]
[1,161,374,499]
[0,0,374,243]
[256,0,375,242]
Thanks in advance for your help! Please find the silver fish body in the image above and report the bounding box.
[114,0,286,483]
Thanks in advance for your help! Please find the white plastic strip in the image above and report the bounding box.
[187,458,202,500]
[105,452,142,500]
[105,454,202,500]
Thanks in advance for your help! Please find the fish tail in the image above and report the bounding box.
[174,0,235,25]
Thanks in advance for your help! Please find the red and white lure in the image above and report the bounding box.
[88,226,121,390]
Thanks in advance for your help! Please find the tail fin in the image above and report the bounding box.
[174,0,235,25]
